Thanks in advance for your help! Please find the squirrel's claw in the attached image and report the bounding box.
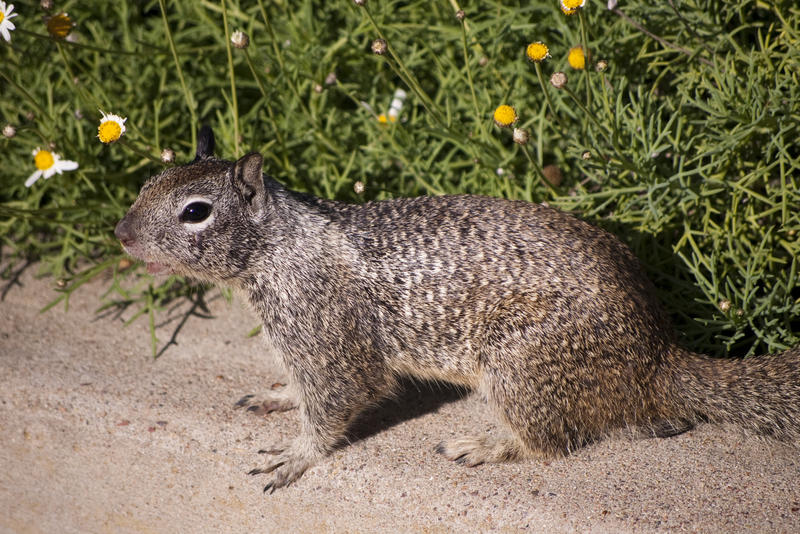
[249,445,315,492]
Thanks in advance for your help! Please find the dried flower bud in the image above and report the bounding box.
[2,124,16,138]
[74,109,84,120]
[40,0,53,10]
[371,38,388,55]
[161,148,175,163]
[353,0,366,5]
[314,83,323,94]
[542,165,563,187]
[550,71,568,89]
[231,30,249,49]
[325,72,337,85]
[719,299,731,312]
[595,59,608,72]
[455,10,465,21]
[581,150,591,160]
[512,128,529,145]
[478,56,489,67]
[46,13,75,39]
[354,181,365,194]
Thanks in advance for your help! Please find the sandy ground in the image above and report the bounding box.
[1,263,799,534]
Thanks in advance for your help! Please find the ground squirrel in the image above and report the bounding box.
[115,127,800,492]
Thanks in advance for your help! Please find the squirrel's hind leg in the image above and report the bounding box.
[437,294,612,467]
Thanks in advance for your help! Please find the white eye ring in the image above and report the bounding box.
[179,196,215,231]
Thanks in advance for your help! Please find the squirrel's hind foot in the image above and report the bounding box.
[234,388,297,415]
[435,435,529,467]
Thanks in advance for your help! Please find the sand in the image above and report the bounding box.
[1,263,799,533]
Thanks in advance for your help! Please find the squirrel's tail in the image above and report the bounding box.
[663,346,800,440]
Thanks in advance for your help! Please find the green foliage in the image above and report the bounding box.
[1,0,798,357]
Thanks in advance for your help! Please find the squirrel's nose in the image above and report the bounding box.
[114,216,136,247]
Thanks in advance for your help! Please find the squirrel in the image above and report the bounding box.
[115,126,800,492]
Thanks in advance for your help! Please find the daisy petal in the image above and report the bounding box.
[25,171,43,188]
[58,160,79,172]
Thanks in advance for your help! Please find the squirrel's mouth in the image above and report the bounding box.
[118,241,173,276]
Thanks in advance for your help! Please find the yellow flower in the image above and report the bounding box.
[568,46,586,70]
[526,42,550,63]
[493,105,518,128]
[25,148,79,188]
[0,1,18,43]
[560,5,578,15]
[560,0,585,10]
[46,12,74,39]
[97,111,127,144]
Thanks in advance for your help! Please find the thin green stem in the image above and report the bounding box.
[334,83,445,196]
[459,21,484,137]
[534,63,559,128]
[578,10,591,109]
[561,85,638,173]
[519,142,556,196]
[56,43,103,112]
[256,0,345,166]
[221,0,240,156]
[242,49,290,170]
[256,0,311,120]
[0,69,53,122]
[362,6,447,128]
[562,85,603,130]
[15,28,170,56]
[611,7,713,68]
[118,138,163,165]
[158,0,197,149]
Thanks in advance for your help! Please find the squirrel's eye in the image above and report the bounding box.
[180,201,212,223]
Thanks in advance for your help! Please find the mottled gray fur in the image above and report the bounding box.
[115,127,800,492]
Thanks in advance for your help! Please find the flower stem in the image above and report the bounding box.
[534,63,559,128]
[578,10,591,108]
[362,6,446,128]
[256,0,344,165]
[611,6,713,67]
[242,49,290,170]
[459,19,484,137]
[158,0,198,149]
[220,0,240,157]
[520,143,556,196]
[562,85,639,173]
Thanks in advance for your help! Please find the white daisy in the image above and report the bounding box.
[25,148,79,188]
[0,1,18,43]
[97,111,127,144]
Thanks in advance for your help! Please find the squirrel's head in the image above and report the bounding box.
[115,126,271,283]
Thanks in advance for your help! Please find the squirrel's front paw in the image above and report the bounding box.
[248,445,315,493]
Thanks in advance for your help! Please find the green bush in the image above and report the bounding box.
[1,0,798,357]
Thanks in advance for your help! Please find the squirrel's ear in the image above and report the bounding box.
[195,125,216,160]
[233,152,266,217]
